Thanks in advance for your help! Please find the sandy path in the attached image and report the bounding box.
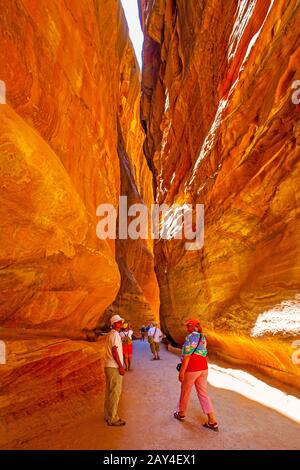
[26,341,300,450]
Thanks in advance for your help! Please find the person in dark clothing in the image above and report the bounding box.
[140,325,146,341]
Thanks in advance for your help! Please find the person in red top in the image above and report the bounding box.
[174,318,219,431]
[120,322,133,371]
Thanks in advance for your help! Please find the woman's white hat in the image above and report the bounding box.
[110,314,124,325]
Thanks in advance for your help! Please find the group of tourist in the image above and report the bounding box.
[104,314,218,431]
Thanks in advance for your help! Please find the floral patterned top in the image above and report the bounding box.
[182,332,208,371]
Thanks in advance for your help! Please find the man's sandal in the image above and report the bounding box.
[174,411,185,421]
[203,422,219,432]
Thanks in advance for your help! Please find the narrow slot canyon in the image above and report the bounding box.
[0,0,300,451]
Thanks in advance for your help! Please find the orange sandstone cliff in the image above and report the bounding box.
[1,0,300,450]
[0,0,158,334]
[102,18,160,330]
[140,0,300,389]
[0,0,158,447]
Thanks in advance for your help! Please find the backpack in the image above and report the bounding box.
[122,331,132,344]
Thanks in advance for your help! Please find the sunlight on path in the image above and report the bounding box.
[208,364,300,424]
[18,341,300,450]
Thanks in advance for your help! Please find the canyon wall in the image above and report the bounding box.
[0,332,106,448]
[0,0,158,334]
[101,21,160,331]
[0,0,158,446]
[140,0,300,389]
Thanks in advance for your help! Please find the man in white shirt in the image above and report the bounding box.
[104,314,126,426]
[148,322,163,360]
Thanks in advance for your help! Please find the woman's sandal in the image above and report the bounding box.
[203,422,219,432]
[174,411,185,421]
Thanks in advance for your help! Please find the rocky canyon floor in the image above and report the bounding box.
[2,341,300,451]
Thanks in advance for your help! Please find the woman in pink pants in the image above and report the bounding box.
[174,318,219,431]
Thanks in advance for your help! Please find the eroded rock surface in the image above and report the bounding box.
[0,0,158,333]
[0,0,158,445]
[140,0,300,388]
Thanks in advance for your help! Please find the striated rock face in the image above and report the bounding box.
[0,0,158,334]
[0,0,158,446]
[140,0,300,388]
[101,116,160,332]
[102,14,160,331]
[0,332,105,449]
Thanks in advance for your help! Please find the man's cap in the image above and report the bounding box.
[110,314,124,325]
